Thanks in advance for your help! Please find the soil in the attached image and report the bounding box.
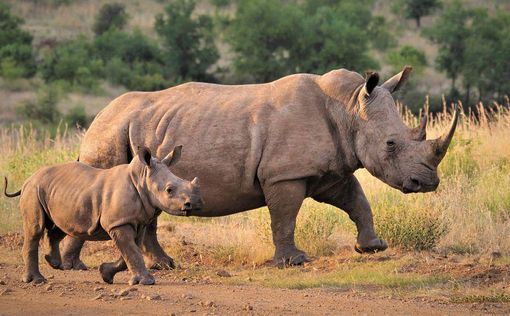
[0,232,509,315]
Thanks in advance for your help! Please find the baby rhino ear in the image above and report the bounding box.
[140,147,152,167]
[162,145,183,167]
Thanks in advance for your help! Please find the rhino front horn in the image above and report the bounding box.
[428,105,460,165]
[191,177,199,187]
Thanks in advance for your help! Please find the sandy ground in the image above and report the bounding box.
[0,262,508,316]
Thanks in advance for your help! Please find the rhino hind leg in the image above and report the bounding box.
[21,200,46,283]
[99,257,127,284]
[141,218,176,270]
[44,227,66,269]
[264,180,311,268]
[61,237,88,270]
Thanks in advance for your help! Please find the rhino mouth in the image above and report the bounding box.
[166,209,190,216]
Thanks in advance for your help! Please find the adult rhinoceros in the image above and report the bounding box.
[59,66,458,269]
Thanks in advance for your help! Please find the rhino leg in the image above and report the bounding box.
[21,199,46,284]
[44,227,66,270]
[314,175,387,253]
[61,237,88,270]
[109,225,155,285]
[265,180,310,267]
[99,257,127,284]
[141,217,176,270]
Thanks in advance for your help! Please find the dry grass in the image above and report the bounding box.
[1,102,509,268]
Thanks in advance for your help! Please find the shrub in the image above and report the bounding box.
[374,200,447,251]
[0,3,36,78]
[16,86,62,124]
[387,45,427,75]
[40,37,102,91]
[64,105,91,128]
[93,3,128,36]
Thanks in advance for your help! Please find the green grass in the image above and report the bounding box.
[451,293,510,304]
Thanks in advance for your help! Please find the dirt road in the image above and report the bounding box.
[0,262,506,316]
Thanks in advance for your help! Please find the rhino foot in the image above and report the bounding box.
[355,238,388,254]
[22,272,46,284]
[145,255,176,270]
[44,255,63,270]
[274,249,310,268]
[61,258,88,271]
[129,274,155,286]
[99,263,116,284]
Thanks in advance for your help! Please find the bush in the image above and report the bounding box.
[0,3,36,78]
[93,3,128,36]
[64,105,91,128]
[387,45,427,74]
[40,37,102,92]
[375,202,447,251]
[155,0,219,82]
[16,86,62,124]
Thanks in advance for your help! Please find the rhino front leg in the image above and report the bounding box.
[264,180,310,267]
[61,236,88,270]
[109,225,155,285]
[140,217,176,270]
[314,175,387,253]
[99,257,127,284]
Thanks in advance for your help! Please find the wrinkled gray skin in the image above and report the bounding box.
[61,66,458,268]
[4,146,203,284]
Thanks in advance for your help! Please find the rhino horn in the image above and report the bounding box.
[412,114,427,141]
[191,177,199,187]
[428,105,460,165]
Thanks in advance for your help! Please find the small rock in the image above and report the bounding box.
[204,300,214,307]
[491,251,502,259]
[120,296,131,301]
[118,289,129,297]
[189,310,196,313]
[145,294,161,301]
[47,275,54,279]
[181,293,193,299]
[128,287,138,292]
[0,288,11,296]
[216,270,231,278]
[0,280,6,285]
[45,284,53,291]
[92,293,104,301]
[94,286,104,292]
[170,313,177,316]
[244,304,253,311]
[246,277,252,282]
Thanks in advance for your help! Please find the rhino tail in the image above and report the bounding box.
[4,177,21,198]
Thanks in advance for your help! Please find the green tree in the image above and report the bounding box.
[386,45,427,74]
[93,3,128,36]
[155,0,219,82]
[424,1,471,96]
[0,3,36,78]
[225,0,380,82]
[397,0,442,28]
[40,36,103,91]
[17,86,62,124]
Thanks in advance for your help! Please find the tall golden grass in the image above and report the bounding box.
[1,101,509,266]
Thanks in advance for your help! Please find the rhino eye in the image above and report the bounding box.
[166,187,173,194]
[386,140,396,150]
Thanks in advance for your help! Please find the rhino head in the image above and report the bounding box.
[353,66,459,193]
[135,146,203,215]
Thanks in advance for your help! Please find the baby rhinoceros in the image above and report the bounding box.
[3,146,202,285]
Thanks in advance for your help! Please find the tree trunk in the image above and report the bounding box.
[416,17,421,28]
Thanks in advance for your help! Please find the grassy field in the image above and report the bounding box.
[0,102,509,305]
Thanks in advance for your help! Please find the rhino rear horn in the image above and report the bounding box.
[381,66,412,93]
[162,145,183,167]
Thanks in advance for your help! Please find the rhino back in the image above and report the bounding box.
[80,74,337,215]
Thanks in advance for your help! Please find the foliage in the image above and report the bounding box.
[225,0,381,82]
[394,0,442,27]
[94,29,167,90]
[16,85,62,124]
[423,1,471,95]
[93,3,128,36]
[387,45,427,74]
[64,105,91,128]
[0,3,36,79]
[40,36,102,92]
[155,0,219,82]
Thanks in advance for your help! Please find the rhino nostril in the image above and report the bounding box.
[183,202,192,210]
[410,177,420,187]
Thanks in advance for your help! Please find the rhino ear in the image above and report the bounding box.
[361,71,379,97]
[140,147,152,167]
[381,66,412,93]
[162,145,182,167]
